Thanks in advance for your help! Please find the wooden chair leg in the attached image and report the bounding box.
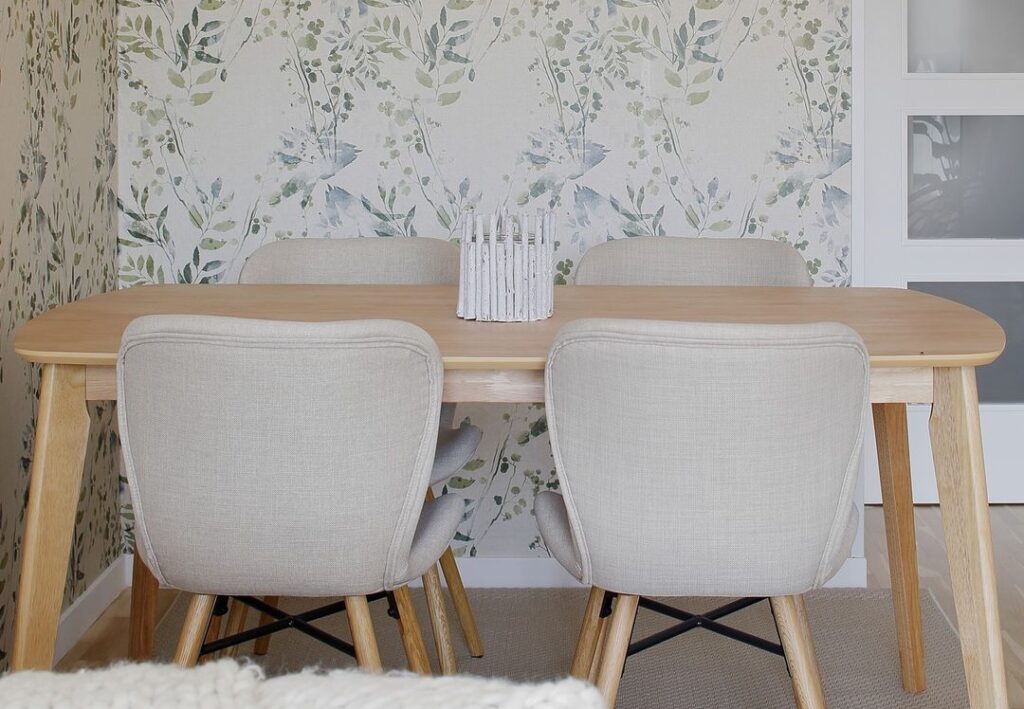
[588,616,609,684]
[571,586,605,679]
[771,595,827,709]
[422,564,458,675]
[129,548,159,660]
[253,596,279,656]
[393,586,432,675]
[595,593,638,708]
[346,596,382,672]
[174,594,216,667]
[426,487,484,658]
[873,403,926,693]
[222,599,249,658]
[438,545,485,657]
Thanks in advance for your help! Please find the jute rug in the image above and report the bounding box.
[154,588,967,708]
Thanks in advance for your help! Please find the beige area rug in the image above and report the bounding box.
[154,588,967,708]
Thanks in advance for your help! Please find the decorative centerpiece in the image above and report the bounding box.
[457,210,555,322]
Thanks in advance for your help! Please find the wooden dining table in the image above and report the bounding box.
[12,283,1009,707]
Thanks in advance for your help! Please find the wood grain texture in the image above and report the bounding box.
[174,594,215,667]
[570,586,605,679]
[771,595,826,709]
[393,586,432,675]
[253,596,279,656]
[15,284,1005,368]
[129,550,159,660]
[595,593,639,708]
[345,596,382,672]
[221,599,249,658]
[872,403,926,694]
[425,487,484,658]
[930,367,1009,709]
[10,364,91,671]
[85,362,936,405]
[422,565,458,675]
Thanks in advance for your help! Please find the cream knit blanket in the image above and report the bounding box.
[0,659,605,709]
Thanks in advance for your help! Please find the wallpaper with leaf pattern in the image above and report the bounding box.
[117,0,851,558]
[0,0,121,669]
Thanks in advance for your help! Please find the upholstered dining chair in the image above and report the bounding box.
[574,236,813,286]
[118,315,463,672]
[537,319,869,707]
[237,237,482,672]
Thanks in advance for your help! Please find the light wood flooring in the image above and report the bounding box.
[59,506,1024,706]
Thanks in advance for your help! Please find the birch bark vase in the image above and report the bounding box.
[457,210,555,322]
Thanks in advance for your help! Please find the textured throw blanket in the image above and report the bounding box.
[0,659,605,709]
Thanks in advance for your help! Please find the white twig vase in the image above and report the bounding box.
[457,210,555,322]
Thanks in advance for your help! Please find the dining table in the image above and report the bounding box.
[11,283,1009,708]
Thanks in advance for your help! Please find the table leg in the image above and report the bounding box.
[129,547,160,659]
[929,366,1008,709]
[872,403,926,693]
[10,364,91,670]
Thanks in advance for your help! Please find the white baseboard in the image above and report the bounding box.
[426,556,868,589]
[55,554,133,662]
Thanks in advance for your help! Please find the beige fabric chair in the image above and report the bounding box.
[537,319,869,707]
[575,236,812,287]
[237,236,483,671]
[118,315,460,672]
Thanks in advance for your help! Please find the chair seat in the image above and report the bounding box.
[432,422,483,485]
[534,491,582,580]
[403,493,464,586]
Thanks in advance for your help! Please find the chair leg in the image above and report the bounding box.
[438,545,485,657]
[174,594,216,668]
[422,564,458,674]
[129,547,159,660]
[253,596,279,656]
[571,586,605,679]
[771,595,827,709]
[595,593,638,708]
[426,487,484,658]
[221,599,249,658]
[393,586,432,675]
[588,616,609,684]
[346,596,382,672]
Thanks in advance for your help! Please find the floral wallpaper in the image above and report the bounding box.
[0,0,122,669]
[117,0,851,557]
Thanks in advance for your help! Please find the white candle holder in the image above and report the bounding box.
[457,210,555,322]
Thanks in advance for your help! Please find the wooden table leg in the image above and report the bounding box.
[11,364,90,671]
[129,547,160,660]
[930,366,1008,709]
[872,403,926,693]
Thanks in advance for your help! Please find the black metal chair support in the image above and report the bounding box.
[597,592,785,660]
[199,591,391,659]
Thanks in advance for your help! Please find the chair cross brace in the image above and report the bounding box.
[200,591,393,659]
[618,594,784,658]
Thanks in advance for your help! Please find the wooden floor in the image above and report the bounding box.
[59,506,1024,706]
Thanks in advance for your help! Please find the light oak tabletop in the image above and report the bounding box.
[14,284,1005,369]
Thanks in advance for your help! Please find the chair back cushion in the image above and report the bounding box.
[545,319,868,597]
[575,237,812,286]
[238,237,458,284]
[118,316,442,596]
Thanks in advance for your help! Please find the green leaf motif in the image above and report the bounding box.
[439,91,460,106]
[687,91,710,105]
[190,91,214,106]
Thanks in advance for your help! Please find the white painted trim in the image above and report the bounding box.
[426,556,867,590]
[55,554,133,662]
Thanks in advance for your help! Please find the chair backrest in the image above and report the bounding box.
[575,237,812,286]
[545,319,868,597]
[118,315,443,597]
[238,238,459,284]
